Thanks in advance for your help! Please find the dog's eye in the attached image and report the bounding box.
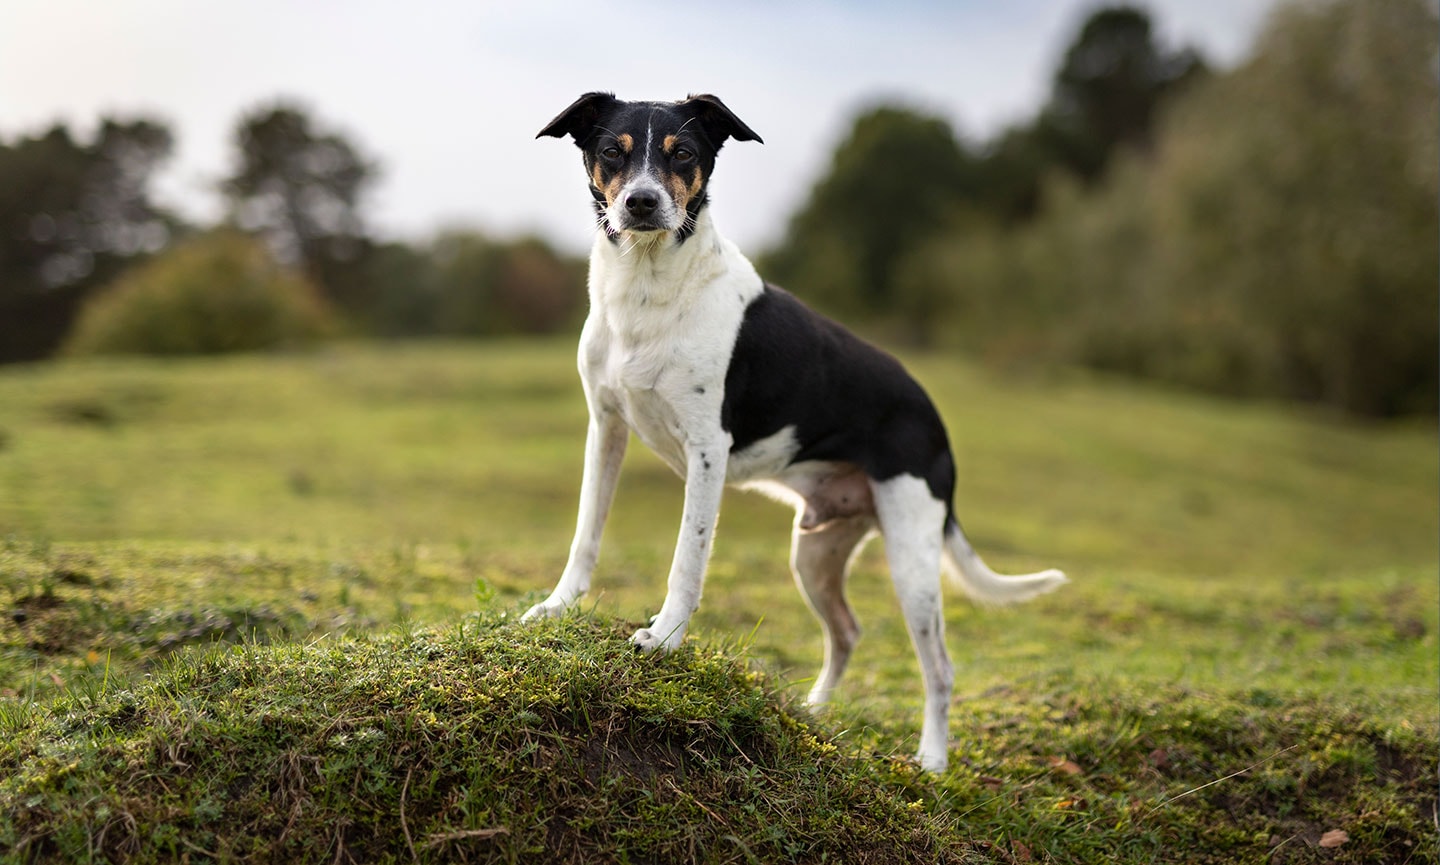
[673,148,694,163]
[601,146,621,160]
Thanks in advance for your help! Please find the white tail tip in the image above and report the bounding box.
[943,525,1068,606]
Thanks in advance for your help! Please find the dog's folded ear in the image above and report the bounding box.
[537,92,618,143]
[682,94,764,149]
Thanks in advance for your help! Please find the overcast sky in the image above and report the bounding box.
[0,0,1275,254]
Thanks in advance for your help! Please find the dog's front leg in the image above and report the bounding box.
[631,436,729,653]
[523,406,628,621]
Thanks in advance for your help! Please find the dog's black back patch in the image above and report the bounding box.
[721,285,956,513]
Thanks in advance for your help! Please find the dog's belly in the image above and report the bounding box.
[732,427,875,529]
[726,426,800,483]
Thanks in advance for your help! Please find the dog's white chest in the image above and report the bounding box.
[580,221,763,477]
[585,307,722,476]
[605,341,691,474]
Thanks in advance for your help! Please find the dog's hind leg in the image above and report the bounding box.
[871,474,954,773]
[790,514,874,706]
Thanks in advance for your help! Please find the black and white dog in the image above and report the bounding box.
[526,92,1065,771]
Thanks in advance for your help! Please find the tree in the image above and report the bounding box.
[429,232,584,336]
[0,117,176,362]
[974,6,1207,223]
[1042,6,1207,179]
[221,103,377,316]
[762,105,980,318]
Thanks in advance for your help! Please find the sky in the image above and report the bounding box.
[0,0,1276,255]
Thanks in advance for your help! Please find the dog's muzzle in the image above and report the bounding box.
[609,180,677,233]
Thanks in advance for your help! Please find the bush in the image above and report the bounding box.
[65,232,334,356]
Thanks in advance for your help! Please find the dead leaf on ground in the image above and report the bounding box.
[1318,829,1349,848]
[1048,755,1083,776]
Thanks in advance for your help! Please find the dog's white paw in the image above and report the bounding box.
[804,686,835,708]
[916,748,949,773]
[521,599,566,623]
[630,622,685,653]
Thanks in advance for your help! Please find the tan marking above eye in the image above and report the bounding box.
[662,135,696,161]
[617,133,634,153]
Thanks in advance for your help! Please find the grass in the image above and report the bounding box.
[0,340,1435,862]
[2,615,965,863]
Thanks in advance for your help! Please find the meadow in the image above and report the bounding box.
[0,340,1435,863]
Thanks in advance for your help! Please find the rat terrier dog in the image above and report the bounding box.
[525,92,1065,772]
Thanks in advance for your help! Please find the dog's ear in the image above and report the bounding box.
[537,92,618,143]
[682,94,764,148]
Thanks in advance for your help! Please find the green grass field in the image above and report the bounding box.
[1,340,1435,863]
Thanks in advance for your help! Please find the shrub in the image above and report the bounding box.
[65,232,334,356]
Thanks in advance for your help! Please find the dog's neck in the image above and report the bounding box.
[588,208,730,311]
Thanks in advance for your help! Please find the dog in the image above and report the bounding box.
[524,92,1066,772]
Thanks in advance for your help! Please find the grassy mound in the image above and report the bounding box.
[5,612,1433,865]
[0,613,960,864]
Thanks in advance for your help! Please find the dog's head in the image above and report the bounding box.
[538,93,762,239]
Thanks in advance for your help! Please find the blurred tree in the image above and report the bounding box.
[351,241,443,337]
[0,118,177,362]
[1042,6,1207,178]
[1145,0,1438,415]
[221,103,377,318]
[908,0,1438,417]
[430,232,584,336]
[490,237,585,334]
[975,6,1207,223]
[762,105,980,319]
[762,8,1207,336]
[971,125,1053,222]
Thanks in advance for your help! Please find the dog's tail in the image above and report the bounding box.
[941,517,1068,606]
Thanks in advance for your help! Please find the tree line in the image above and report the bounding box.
[2,0,1433,417]
[0,105,585,363]
[763,0,1437,417]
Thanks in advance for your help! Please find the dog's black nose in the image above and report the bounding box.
[625,191,660,217]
